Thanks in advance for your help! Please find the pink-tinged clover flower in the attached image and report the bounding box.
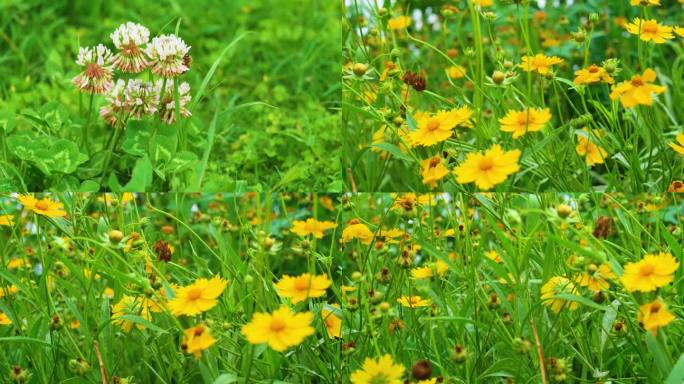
[111,22,150,73]
[145,34,191,77]
[72,44,114,94]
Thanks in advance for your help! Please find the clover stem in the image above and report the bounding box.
[82,91,95,155]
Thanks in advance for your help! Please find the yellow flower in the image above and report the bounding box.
[0,312,11,325]
[639,299,675,335]
[473,0,494,6]
[388,15,411,30]
[275,273,331,304]
[391,193,432,213]
[498,108,551,139]
[350,354,405,384]
[167,276,228,316]
[453,145,521,190]
[519,54,564,74]
[447,65,466,79]
[670,133,684,156]
[610,68,665,108]
[620,252,679,292]
[625,18,673,43]
[97,193,135,206]
[541,276,579,313]
[7,258,28,270]
[241,306,314,351]
[420,156,449,189]
[341,222,374,244]
[397,295,431,308]
[0,285,19,298]
[676,26,684,37]
[321,304,342,338]
[290,218,337,238]
[0,214,14,226]
[630,0,661,5]
[576,128,609,166]
[111,295,158,332]
[485,250,503,263]
[410,108,473,147]
[182,324,216,359]
[573,64,614,85]
[575,264,616,292]
[18,195,67,217]
[410,260,449,279]
[668,180,684,192]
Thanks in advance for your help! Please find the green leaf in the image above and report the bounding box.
[115,315,169,334]
[666,353,684,384]
[123,156,153,191]
[122,121,152,156]
[0,112,16,133]
[165,151,198,174]
[151,134,176,164]
[213,374,239,384]
[372,142,414,162]
[6,135,87,175]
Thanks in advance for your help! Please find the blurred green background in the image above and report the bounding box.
[0,0,341,191]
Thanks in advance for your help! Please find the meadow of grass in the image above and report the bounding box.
[0,192,683,383]
[343,0,684,192]
[0,0,341,192]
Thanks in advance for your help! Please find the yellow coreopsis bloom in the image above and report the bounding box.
[519,54,563,74]
[453,145,521,190]
[410,108,473,147]
[350,354,405,384]
[290,218,337,238]
[670,133,684,156]
[573,65,614,85]
[639,299,675,335]
[0,214,14,226]
[0,312,11,325]
[0,285,19,298]
[241,306,314,351]
[668,180,684,192]
[18,195,67,218]
[111,295,159,332]
[167,276,228,316]
[576,128,609,166]
[182,324,216,359]
[625,18,673,43]
[620,252,679,292]
[410,260,449,279]
[321,304,342,338]
[541,276,579,313]
[341,222,374,244]
[420,156,449,189]
[630,0,660,5]
[275,273,331,304]
[473,0,494,6]
[397,295,431,308]
[447,65,466,79]
[610,69,665,108]
[388,16,411,30]
[499,108,551,138]
[575,264,616,292]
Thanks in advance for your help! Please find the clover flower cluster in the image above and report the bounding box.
[72,22,192,126]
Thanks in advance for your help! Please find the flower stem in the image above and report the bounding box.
[82,92,95,155]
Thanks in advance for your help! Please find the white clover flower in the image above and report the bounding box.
[124,79,159,119]
[100,79,127,126]
[156,80,192,124]
[72,44,114,94]
[145,34,191,77]
[111,22,151,73]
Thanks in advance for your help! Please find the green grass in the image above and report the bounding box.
[0,0,341,192]
[0,192,682,382]
[343,0,684,192]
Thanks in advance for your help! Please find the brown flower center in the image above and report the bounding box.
[639,263,655,277]
[270,318,286,332]
[631,77,645,87]
[426,119,441,132]
[187,288,203,300]
[85,64,104,78]
[294,277,310,291]
[650,302,662,313]
[479,158,495,172]
[35,201,50,211]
